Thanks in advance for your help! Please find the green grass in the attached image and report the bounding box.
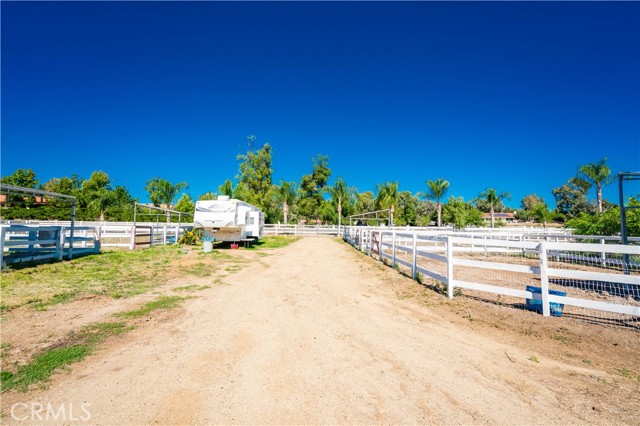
[529,355,540,363]
[183,262,214,277]
[244,236,301,250]
[115,296,186,318]
[173,284,210,291]
[1,245,187,311]
[0,322,133,393]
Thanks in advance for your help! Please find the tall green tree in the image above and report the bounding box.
[298,154,331,222]
[145,177,188,222]
[174,193,195,215]
[81,171,115,221]
[578,158,613,213]
[1,168,39,188]
[424,178,449,227]
[442,196,483,229]
[217,179,234,198]
[375,182,399,225]
[328,177,356,230]
[275,181,297,224]
[198,192,216,201]
[552,177,592,218]
[476,188,511,228]
[236,142,273,209]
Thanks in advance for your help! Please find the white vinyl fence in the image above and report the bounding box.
[5,221,192,250]
[0,224,100,267]
[265,224,340,236]
[344,226,640,327]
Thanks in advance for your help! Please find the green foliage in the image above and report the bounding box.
[145,177,188,208]
[298,154,331,222]
[1,168,39,188]
[578,157,613,212]
[1,322,132,392]
[553,177,593,218]
[424,178,449,227]
[355,191,374,215]
[116,296,186,318]
[442,196,483,229]
[566,197,639,237]
[327,177,356,226]
[198,192,216,200]
[476,188,511,228]
[174,193,195,214]
[236,141,273,209]
[178,229,200,245]
[244,236,301,250]
[395,192,418,226]
[217,179,235,197]
[275,181,298,224]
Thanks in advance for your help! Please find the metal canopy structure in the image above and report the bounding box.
[133,203,193,227]
[349,208,394,226]
[0,184,77,259]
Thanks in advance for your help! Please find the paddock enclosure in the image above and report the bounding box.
[344,226,640,328]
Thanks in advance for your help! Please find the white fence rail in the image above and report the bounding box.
[264,224,340,236]
[1,225,100,267]
[344,226,640,327]
[2,221,192,250]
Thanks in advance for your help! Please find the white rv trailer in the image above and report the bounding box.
[193,196,264,242]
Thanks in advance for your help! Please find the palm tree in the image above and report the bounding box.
[477,188,511,228]
[328,177,356,233]
[578,158,612,213]
[424,178,449,227]
[217,179,234,198]
[533,203,553,228]
[145,177,188,222]
[276,181,297,224]
[375,182,399,225]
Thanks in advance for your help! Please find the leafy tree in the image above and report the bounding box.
[375,182,399,225]
[395,191,418,226]
[80,171,115,221]
[275,181,297,224]
[521,193,545,211]
[415,199,436,226]
[217,179,234,198]
[442,196,483,229]
[236,142,273,209]
[532,203,554,228]
[424,178,449,227]
[145,177,188,222]
[476,188,511,228]
[198,192,216,201]
[174,193,195,215]
[566,196,639,237]
[578,158,613,213]
[328,177,356,229]
[298,154,331,222]
[552,177,593,218]
[354,191,375,214]
[1,168,39,188]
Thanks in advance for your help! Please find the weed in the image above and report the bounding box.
[174,285,210,292]
[115,296,186,318]
[244,236,300,250]
[31,293,77,311]
[529,355,540,363]
[1,342,12,357]
[618,367,632,378]
[0,321,132,392]
[415,272,424,284]
[552,334,576,345]
[225,265,243,273]
[582,359,592,365]
[184,262,214,277]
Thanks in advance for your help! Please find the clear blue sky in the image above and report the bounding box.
[2,2,639,208]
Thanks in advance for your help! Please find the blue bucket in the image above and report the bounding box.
[525,285,566,317]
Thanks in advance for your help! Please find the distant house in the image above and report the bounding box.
[0,194,47,206]
[482,212,518,224]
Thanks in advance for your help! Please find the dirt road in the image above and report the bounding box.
[4,238,638,424]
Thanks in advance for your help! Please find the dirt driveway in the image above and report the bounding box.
[3,237,639,425]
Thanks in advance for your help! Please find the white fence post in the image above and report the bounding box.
[163,227,167,245]
[392,231,396,268]
[150,226,154,247]
[446,236,454,299]
[0,227,6,269]
[175,226,179,244]
[412,233,417,279]
[130,225,136,250]
[538,242,551,317]
[378,231,383,261]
